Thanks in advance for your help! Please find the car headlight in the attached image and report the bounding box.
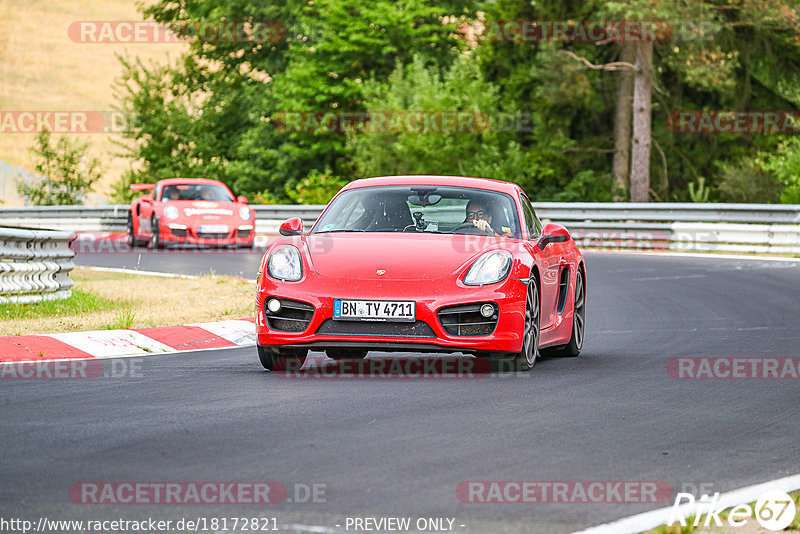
[163,206,180,220]
[464,251,512,286]
[267,245,302,281]
[239,206,252,220]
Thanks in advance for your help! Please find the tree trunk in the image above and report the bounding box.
[630,41,653,202]
[612,43,635,201]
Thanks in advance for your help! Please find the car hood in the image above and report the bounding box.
[304,233,502,280]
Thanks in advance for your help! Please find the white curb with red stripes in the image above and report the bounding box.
[0,319,256,364]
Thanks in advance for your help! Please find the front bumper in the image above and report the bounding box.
[159,224,254,247]
[256,274,528,355]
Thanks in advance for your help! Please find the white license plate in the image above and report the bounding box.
[333,299,415,322]
[198,225,229,234]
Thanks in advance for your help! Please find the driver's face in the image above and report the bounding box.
[466,204,491,223]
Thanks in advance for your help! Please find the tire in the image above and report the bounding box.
[126,213,145,248]
[257,345,307,371]
[149,216,163,249]
[326,349,369,360]
[542,267,585,357]
[490,277,539,372]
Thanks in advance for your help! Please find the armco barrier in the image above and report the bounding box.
[0,227,77,303]
[1,203,799,254]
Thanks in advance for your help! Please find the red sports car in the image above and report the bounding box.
[255,176,586,372]
[127,178,256,249]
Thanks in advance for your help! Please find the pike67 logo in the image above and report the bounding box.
[669,490,797,531]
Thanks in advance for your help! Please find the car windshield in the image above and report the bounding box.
[311,185,521,237]
[161,184,233,202]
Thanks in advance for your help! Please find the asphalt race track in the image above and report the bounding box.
[3,251,800,533]
[74,248,267,279]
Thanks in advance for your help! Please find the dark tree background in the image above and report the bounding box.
[115,0,800,204]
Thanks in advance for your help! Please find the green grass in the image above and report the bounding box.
[104,309,137,330]
[0,288,126,320]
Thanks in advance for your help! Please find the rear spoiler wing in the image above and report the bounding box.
[130,183,156,191]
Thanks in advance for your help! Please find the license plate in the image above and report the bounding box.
[198,225,229,234]
[333,299,415,322]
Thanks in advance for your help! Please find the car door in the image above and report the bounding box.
[520,193,561,329]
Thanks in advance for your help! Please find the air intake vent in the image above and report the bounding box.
[196,232,231,240]
[438,303,498,336]
[265,298,314,332]
[557,267,570,315]
[316,319,435,337]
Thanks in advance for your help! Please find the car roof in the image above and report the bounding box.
[342,175,523,195]
[157,178,228,187]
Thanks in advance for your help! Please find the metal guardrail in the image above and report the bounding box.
[1,203,800,254]
[0,227,77,303]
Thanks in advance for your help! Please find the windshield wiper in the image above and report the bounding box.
[314,228,367,234]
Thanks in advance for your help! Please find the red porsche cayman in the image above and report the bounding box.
[127,178,256,249]
[255,176,585,372]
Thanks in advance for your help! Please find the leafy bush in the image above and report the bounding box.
[717,158,782,203]
[757,139,800,204]
[285,168,349,205]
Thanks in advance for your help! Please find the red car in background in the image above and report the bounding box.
[127,178,256,249]
[255,175,586,372]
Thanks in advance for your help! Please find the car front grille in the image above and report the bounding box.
[265,298,315,332]
[170,228,187,238]
[196,232,231,240]
[438,303,498,336]
[316,319,435,338]
[237,229,251,238]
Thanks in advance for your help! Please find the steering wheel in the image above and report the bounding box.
[454,222,495,235]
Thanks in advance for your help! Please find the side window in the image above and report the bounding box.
[519,194,542,238]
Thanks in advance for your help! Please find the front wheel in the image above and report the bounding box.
[490,277,539,372]
[149,216,163,249]
[257,345,307,371]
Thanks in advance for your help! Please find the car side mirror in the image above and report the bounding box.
[537,222,570,249]
[537,234,569,249]
[237,195,248,204]
[279,217,303,236]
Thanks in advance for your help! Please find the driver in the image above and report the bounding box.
[465,200,499,235]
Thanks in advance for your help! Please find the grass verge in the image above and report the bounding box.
[0,267,254,335]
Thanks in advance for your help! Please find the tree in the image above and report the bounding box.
[117,0,474,201]
[347,55,579,198]
[18,130,101,205]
